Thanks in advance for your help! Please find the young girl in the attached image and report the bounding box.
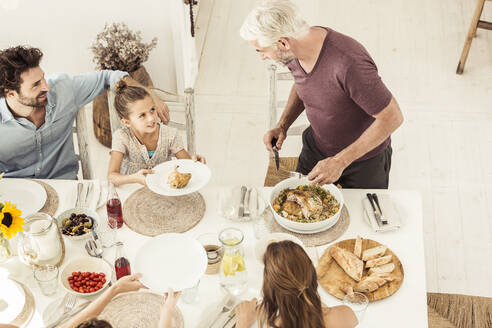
[235,241,358,328]
[108,80,205,186]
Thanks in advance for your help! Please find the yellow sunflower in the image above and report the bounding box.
[0,202,24,239]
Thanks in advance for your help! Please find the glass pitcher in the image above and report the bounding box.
[18,213,62,267]
[219,228,248,296]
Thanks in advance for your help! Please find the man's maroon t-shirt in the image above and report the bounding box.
[286,27,392,162]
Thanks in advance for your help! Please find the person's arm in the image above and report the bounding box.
[59,274,148,328]
[308,97,403,185]
[122,76,170,124]
[158,290,181,328]
[107,151,153,186]
[323,305,358,328]
[263,84,304,152]
[175,149,206,164]
[235,299,258,328]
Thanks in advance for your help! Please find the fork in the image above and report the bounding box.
[288,171,305,179]
[209,295,237,327]
[47,294,76,328]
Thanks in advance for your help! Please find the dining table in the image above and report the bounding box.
[0,178,428,328]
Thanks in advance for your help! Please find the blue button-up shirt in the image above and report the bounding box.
[0,70,128,179]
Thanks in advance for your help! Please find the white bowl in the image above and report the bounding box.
[254,232,304,262]
[59,257,112,297]
[269,177,344,234]
[56,207,100,240]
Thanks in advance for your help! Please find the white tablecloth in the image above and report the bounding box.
[1,180,428,327]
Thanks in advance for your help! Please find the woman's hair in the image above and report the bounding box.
[113,79,150,119]
[0,46,43,97]
[239,0,309,47]
[76,318,112,328]
[259,240,325,328]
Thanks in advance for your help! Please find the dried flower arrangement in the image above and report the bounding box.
[91,22,158,72]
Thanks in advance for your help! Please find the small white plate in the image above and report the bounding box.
[146,159,211,197]
[134,233,207,293]
[0,179,47,216]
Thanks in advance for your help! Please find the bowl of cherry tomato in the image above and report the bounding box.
[59,257,112,296]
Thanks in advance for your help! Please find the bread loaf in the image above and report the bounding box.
[362,245,387,261]
[368,263,395,275]
[354,235,362,259]
[365,255,392,268]
[329,246,364,282]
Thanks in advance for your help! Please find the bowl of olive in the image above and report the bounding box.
[56,207,99,240]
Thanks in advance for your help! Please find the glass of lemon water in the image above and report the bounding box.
[219,228,248,296]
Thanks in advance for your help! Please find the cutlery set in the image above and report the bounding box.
[366,193,388,227]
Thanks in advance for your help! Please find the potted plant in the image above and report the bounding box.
[90,23,158,147]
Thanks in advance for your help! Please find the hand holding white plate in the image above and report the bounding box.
[135,233,207,293]
[146,159,211,196]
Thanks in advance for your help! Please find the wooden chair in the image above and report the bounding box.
[107,87,197,155]
[74,87,196,180]
[456,0,492,74]
[75,107,93,179]
[264,64,308,186]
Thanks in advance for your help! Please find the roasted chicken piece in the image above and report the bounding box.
[167,165,192,188]
[282,201,303,217]
[286,190,323,219]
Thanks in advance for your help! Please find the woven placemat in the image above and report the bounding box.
[265,205,350,247]
[99,292,184,328]
[33,180,59,217]
[10,279,35,327]
[122,187,206,237]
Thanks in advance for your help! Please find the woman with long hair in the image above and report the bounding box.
[235,241,358,328]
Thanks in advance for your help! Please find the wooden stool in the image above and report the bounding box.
[456,0,492,74]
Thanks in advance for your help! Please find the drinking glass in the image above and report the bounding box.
[181,280,200,304]
[216,187,237,219]
[17,231,40,268]
[197,233,223,275]
[34,265,59,296]
[343,292,369,324]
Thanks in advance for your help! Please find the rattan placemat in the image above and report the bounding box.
[33,180,59,217]
[122,187,206,236]
[99,292,184,328]
[9,279,35,327]
[265,205,350,247]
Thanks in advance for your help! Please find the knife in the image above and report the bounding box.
[371,193,388,225]
[366,193,383,227]
[238,186,247,217]
[271,138,280,171]
[243,188,251,217]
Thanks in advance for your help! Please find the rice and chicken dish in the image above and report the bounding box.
[272,185,340,223]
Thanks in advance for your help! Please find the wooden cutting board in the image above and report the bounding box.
[317,238,404,302]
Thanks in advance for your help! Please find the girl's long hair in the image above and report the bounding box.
[259,240,325,328]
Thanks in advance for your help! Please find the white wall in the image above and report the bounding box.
[0,0,178,92]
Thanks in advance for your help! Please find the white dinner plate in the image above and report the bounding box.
[146,159,211,196]
[0,179,47,216]
[134,233,207,293]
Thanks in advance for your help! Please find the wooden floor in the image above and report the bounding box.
[85,0,492,297]
[193,0,492,297]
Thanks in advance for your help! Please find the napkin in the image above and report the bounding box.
[362,194,402,232]
[196,294,237,328]
[43,294,90,327]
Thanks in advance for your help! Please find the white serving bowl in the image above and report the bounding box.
[56,207,100,241]
[269,177,344,234]
[59,257,112,297]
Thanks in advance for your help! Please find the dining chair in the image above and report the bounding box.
[75,107,93,180]
[107,87,197,155]
[264,64,307,186]
[456,0,492,74]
